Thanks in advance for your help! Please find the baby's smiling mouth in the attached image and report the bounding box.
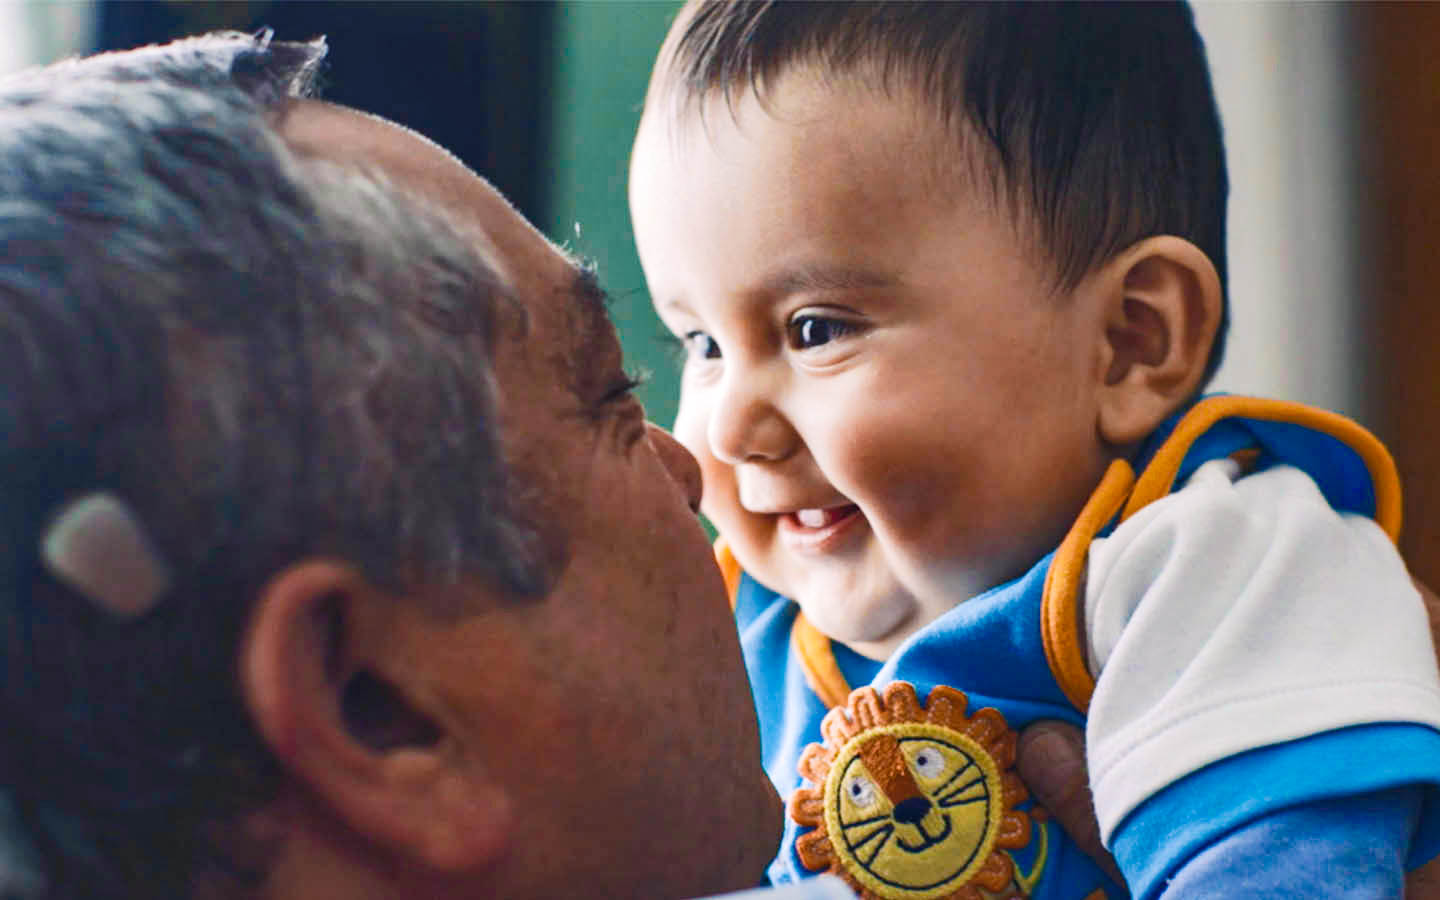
[779,504,863,552]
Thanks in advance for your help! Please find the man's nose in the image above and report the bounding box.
[707,369,793,466]
[646,423,703,513]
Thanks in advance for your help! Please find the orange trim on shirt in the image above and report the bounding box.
[1041,458,1136,714]
[1121,396,1403,542]
[791,614,852,709]
[1042,396,1404,712]
[714,538,743,611]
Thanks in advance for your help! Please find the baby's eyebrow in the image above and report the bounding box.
[652,263,902,315]
[759,262,900,297]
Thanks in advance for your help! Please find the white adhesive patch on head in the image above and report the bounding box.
[40,493,170,619]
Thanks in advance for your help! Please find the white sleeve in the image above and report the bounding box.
[1082,459,1440,844]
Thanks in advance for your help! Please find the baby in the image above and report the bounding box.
[629,2,1440,898]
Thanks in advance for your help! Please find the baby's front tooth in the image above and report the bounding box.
[796,509,827,528]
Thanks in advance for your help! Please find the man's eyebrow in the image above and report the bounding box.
[758,263,900,297]
[571,263,614,318]
[563,264,623,400]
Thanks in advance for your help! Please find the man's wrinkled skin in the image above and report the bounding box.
[1016,576,1440,896]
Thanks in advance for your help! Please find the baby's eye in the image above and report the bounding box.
[787,315,856,350]
[683,330,722,360]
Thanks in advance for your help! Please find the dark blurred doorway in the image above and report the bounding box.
[1359,3,1440,593]
[95,1,553,224]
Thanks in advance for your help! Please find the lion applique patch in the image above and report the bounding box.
[790,682,1041,900]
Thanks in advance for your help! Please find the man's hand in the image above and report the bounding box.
[1015,575,1440,896]
[1015,721,1123,888]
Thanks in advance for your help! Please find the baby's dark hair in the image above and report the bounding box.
[651,0,1230,381]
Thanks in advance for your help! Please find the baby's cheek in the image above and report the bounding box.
[671,402,730,514]
[697,473,738,528]
[670,396,710,464]
[838,429,934,521]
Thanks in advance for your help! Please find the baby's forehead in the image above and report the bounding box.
[654,67,981,185]
[639,66,1042,274]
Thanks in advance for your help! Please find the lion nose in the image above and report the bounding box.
[892,796,933,824]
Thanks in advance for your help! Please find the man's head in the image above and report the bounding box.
[0,31,778,898]
[629,1,1226,657]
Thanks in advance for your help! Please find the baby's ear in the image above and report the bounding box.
[1093,236,1221,446]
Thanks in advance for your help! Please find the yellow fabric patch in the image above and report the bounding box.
[791,682,1036,899]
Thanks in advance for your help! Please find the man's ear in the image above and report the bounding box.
[1093,235,1221,446]
[240,559,512,873]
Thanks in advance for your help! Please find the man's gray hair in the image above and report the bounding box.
[0,29,540,897]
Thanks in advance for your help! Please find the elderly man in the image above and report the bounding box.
[0,31,778,898]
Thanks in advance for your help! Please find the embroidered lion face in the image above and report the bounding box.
[791,683,1035,900]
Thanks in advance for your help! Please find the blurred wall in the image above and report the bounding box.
[1196,2,1371,421]
[541,2,681,427]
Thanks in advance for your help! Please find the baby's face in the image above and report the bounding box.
[630,70,1112,659]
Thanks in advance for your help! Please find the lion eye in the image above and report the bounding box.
[845,775,878,809]
[910,746,946,779]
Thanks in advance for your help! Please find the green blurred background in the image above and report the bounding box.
[541,2,685,428]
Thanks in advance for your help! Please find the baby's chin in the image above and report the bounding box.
[798,591,931,661]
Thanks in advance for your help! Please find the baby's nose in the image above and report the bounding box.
[707,371,795,465]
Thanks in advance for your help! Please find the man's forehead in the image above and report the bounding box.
[276,101,623,391]
[275,100,563,282]
[278,100,477,199]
